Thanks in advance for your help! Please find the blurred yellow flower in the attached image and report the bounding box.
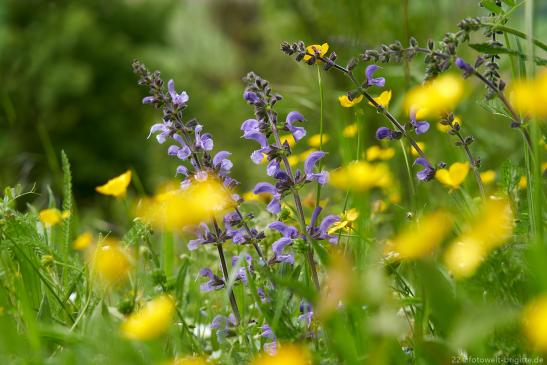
[137,177,233,231]
[328,208,359,234]
[509,70,547,117]
[39,208,70,227]
[252,344,311,365]
[338,94,363,108]
[368,90,392,108]
[518,176,527,190]
[435,162,469,189]
[444,198,514,278]
[89,241,132,287]
[299,148,316,161]
[168,358,208,365]
[287,155,299,167]
[404,74,464,118]
[437,115,462,133]
[280,134,296,148]
[96,170,132,198]
[366,145,395,161]
[409,142,425,157]
[73,232,93,250]
[308,133,329,147]
[121,295,175,341]
[329,161,392,192]
[342,123,358,137]
[480,170,496,185]
[303,43,329,63]
[522,295,547,352]
[387,211,452,260]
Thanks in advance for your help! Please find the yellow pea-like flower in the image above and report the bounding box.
[435,162,469,189]
[308,133,329,148]
[121,295,175,341]
[252,344,311,365]
[96,170,132,198]
[522,295,547,352]
[73,232,93,250]
[479,170,496,185]
[342,123,358,138]
[303,43,329,63]
[368,90,392,108]
[89,242,132,287]
[387,211,453,260]
[366,145,395,161]
[338,94,364,108]
[39,208,70,227]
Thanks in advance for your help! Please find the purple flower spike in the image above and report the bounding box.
[298,300,314,328]
[261,324,277,355]
[410,109,430,135]
[304,151,328,184]
[232,254,253,284]
[213,151,233,172]
[198,268,225,292]
[194,125,214,151]
[365,64,386,87]
[414,157,436,181]
[167,79,189,107]
[272,237,294,264]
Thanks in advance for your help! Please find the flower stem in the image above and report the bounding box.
[216,242,241,324]
[453,131,486,200]
[314,66,324,212]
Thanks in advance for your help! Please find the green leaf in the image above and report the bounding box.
[501,0,515,6]
[469,43,547,66]
[61,150,72,265]
[480,0,503,14]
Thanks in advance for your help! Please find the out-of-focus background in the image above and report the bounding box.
[0,0,545,213]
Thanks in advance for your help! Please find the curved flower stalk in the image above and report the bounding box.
[134,60,270,324]
[281,41,438,182]
[242,71,341,289]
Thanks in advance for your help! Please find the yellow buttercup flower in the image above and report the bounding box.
[366,145,395,161]
[338,94,364,108]
[518,175,527,190]
[444,198,513,278]
[522,295,547,352]
[308,133,329,148]
[252,344,311,365]
[303,43,329,64]
[368,90,392,108]
[328,208,359,234]
[73,232,93,250]
[96,170,132,198]
[404,74,464,118]
[121,295,175,341]
[89,241,132,287]
[509,70,547,117]
[287,155,299,167]
[409,142,425,157]
[167,358,208,365]
[39,208,70,227]
[480,170,496,185]
[437,115,462,133]
[329,161,392,192]
[342,123,358,138]
[435,162,469,189]
[137,176,233,231]
[280,134,296,148]
[387,211,452,260]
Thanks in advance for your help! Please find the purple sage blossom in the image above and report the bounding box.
[232,254,253,284]
[285,111,306,142]
[455,57,474,78]
[260,324,277,355]
[253,182,281,214]
[409,109,430,135]
[304,151,328,185]
[167,79,189,107]
[308,206,340,244]
[271,237,294,264]
[199,268,225,292]
[298,300,314,328]
[414,157,435,181]
[365,65,386,87]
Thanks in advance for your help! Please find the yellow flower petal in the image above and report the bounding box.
[96,170,132,198]
[252,344,311,365]
[89,242,132,287]
[522,295,547,352]
[409,142,425,157]
[366,145,395,161]
[121,295,175,341]
[404,74,464,118]
[518,175,527,190]
[39,208,63,227]
[368,90,392,108]
[280,134,296,148]
[329,161,392,192]
[342,123,358,137]
[435,162,469,189]
[308,133,329,148]
[479,170,496,185]
[287,155,299,167]
[73,232,93,250]
[338,94,364,108]
[303,43,329,63]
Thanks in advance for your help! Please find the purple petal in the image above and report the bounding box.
[142,96,155,104]
[266,160,280,177]
[309,206,322,229]
[414,157,429,168]
[414,121,430,134]
[319,215,341,237]
[251,150,265,164]
[167,145,180,156]
[168,79,176,99]
[288,126,307,142]
[376,127,392,140]
[176,165,189,176]
[286,111,305,125]
[304,151,326,175]
[272,237,293,256]
[213,151,231,166]
[253,182,276,195]
[266,197,281,214]
[241,118,259,132]
[268,221,298,238]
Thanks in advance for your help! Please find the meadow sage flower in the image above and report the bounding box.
[211,314,237,340]
[298,301,314,328]
[199,268,225,292]
[304,151,328,185]
[308,206,340,244]
[375,127,401,140]
[260,324,277,355]
[414,158,435,181]
[285,111,307,141]
[365,65,386,87]
[435,162,469,189]
[95,170,132,197]
[409,108,430,135]
[167,79,189,107]
[121,295,175,340]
